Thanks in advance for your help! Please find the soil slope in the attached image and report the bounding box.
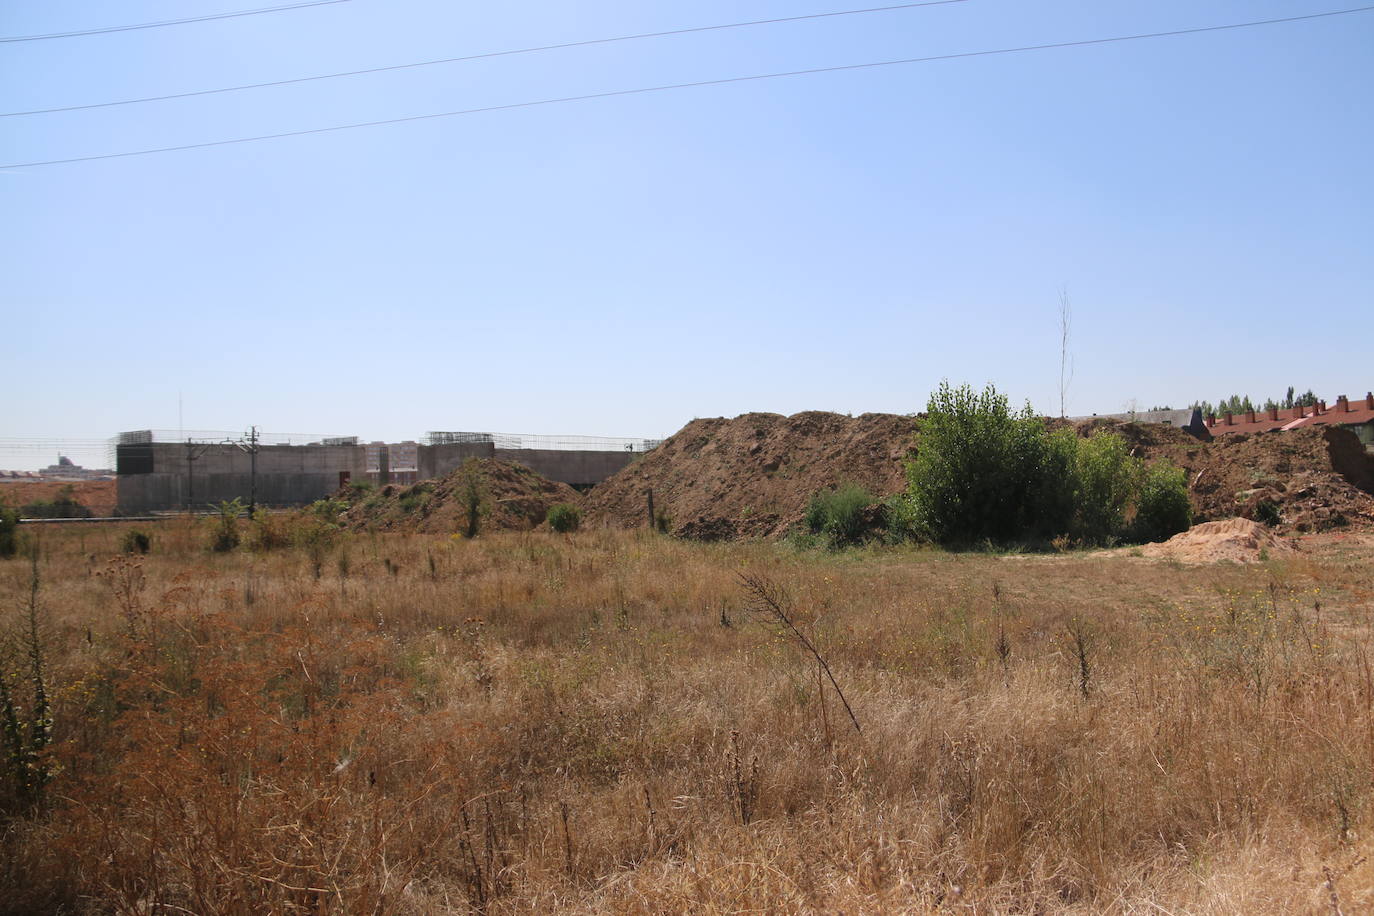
[1079,421,1374,534]
[342,459,580,534]
[582,411,915,539]
[586,413,1373,541]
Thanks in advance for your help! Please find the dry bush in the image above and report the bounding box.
[0,522,1371,913]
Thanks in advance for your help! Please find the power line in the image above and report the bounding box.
[6,5,1372,169]
[0,0,351,44]
[2,1,968,117]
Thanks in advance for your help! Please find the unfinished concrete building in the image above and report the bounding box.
[114,429,658,515]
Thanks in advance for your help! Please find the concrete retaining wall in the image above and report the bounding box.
[495,448,637,487]
[417,443,495,480]
[117,439,641,513]
[118,442,367,514]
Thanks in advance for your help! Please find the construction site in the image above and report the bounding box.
[110,428,662,515]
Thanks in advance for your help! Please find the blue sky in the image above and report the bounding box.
[3,0,1372,468]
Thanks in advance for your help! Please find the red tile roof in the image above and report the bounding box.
[1206,393,1374,435]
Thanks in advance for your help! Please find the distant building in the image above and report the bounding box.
[39,455,114,479]
[1204,391,1374,448]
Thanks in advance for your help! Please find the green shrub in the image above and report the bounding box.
[1073,429,1142,544]
[457,460,489,538]
[905,381,1188,548]
[120,529,151,554]
[398,483,433,514]
[208,499,244,552]
[0,505,18,558]
[546,503,581,533]
[310,497,348,521]
[805,482,877,547]
[1252,499,1282,528]
[1131,462,1193,542]
[21,485,92,519]
[883,494,920,544]
[906,382,1071,546]
[247,508,293,552]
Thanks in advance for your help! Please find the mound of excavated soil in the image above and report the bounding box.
[584,412,1373,542]
[1136,518,1297,564]
[582,412,915,539]
[342,459,581,534]
[1081,421,1374,534]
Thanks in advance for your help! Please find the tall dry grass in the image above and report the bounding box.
[0,519,1371,913]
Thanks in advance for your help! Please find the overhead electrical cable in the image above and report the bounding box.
[3,0,968,117]
[0,0,351,44]
[6,5,1372,169]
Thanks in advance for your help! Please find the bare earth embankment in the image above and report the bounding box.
[583,411,914,538]
[586,411,1374,545]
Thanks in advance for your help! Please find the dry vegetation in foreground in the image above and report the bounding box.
[2,520,1373,913]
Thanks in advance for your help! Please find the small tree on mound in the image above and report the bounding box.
[457,460,489,538]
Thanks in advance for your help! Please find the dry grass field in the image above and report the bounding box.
[2,520,1373,913]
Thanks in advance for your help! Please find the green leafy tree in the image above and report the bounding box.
[906,382,1070,545]
[906,381,1190,548]
[457,460,489,538]
[1073,430,1142,543]
[1131,461,1192,542]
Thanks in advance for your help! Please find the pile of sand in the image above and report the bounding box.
[1135,518,1297,564]
[582,411,914,539]
[341,459,581,534]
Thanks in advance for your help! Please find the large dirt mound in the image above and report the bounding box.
[582,411,915,539]
[342,459,580,534]
[585,412,1373,542]
[1081,421,1374,534]
[1136,518,1297,564]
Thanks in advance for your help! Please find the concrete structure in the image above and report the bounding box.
[116,437,367,515]
[115,429,650,514]
[1070,408,1210,439]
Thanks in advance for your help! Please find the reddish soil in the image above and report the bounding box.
[0,479,117,515]
[585,412,1374,541]
[582,412,915,539]
[341,459,581,534]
